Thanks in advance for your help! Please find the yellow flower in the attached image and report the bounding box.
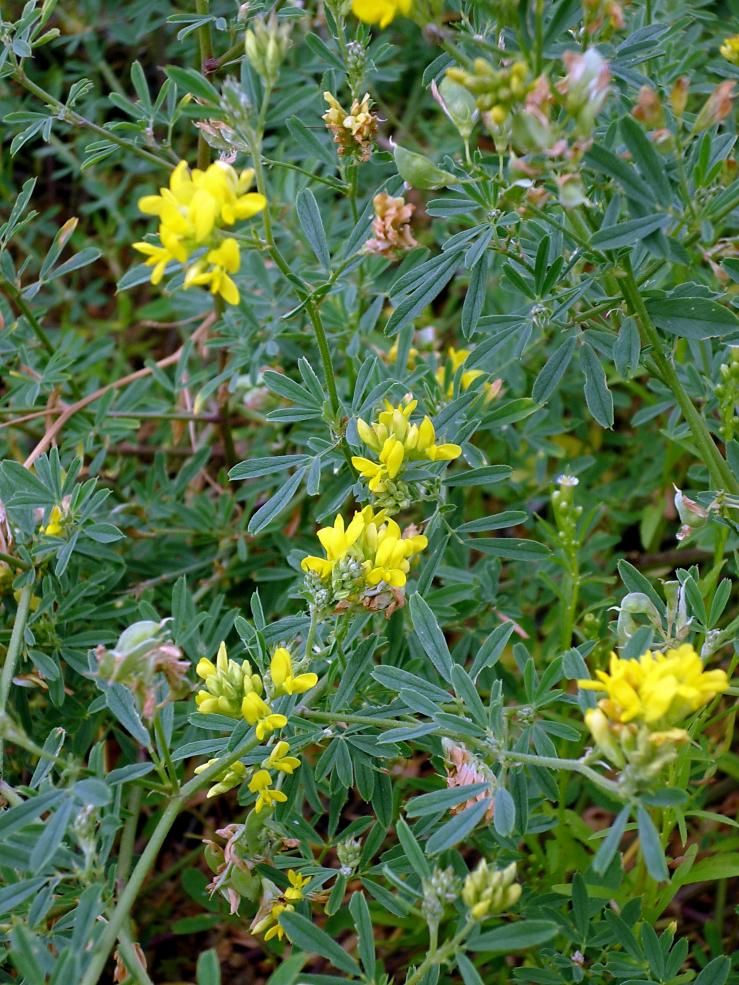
[352,397,462,495]
[183,237,241,304]
[42,505,65,537]
[195,641,262,718]
[193,758,247,797]
[352,0,412,28]
[578,644,728,729]
[284,869,310,901]
[134,160,265,305]
[265,740,301,774]
[248,768,288,812]
[720,34,739,65]
[242,692,288,740]
[264,901,293,940]
[435,347,492,398]
[271,647,318,695]
[301,509,369,579]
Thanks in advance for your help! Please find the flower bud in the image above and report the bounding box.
[463,860,522,921]
[244,15,291,86]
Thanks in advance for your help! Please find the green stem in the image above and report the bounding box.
[78,733,261,985]
[153,715,178,790]
[405,919,475,985]
[534,0,544,75]
[304,605,319,661]
[0,584,32,774]
[13,69,172,169]
[117,785,143,885]
[195,0,214,170]
[619,261,737,493]
[117,926,156,985]
[306,302,341,417]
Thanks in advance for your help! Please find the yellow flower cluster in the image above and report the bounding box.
[352,398,462,501]
[42,504,65,537]
[579,644,729,775]
[302,505,427,589]
[133,160,266,304]
[352,0,411,28]
[578,644,728,730]
[252,870,310,941]
[194,643,316,805]
[720,34,739,65]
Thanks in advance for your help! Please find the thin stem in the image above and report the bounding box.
[0,584,32,774]
[117,785,143,885]
[153,715,178,790]
[304,605,319,661]
[13,68,172,169]
[301,710,623,798]
[534,0,544,75]
[195,0,214,170]
[78,733,261,985]
[116,926,156,985]
[619,261,737,493]
[405,920,475,985]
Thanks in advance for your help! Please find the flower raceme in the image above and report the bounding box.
[322,92,378,161]
[435,347,502,401]
[351,398,462,507]
[352,0,411,28]
[133,160,266,304]
[579,644,729,776]
[301,506,427,614]
[578,644,728,730]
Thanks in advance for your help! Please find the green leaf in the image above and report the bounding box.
[229,454,309,480]
[457,953,485,985]
[620,115,672,206]
[457,511,528,534]
[469,623,515,681]
[106,683,151,747]
[349,892,376,979]
[296,188,331,271]
[0,877,48,917]
[444,465,512,487]
[248,467,306,535]
[590,213,669,251]
[409,592,453,682]
[451,665,487,727]
[279,911,361,976]
[29,797,74,872]
[0,789,65,839]
[694,957,731,985]
[196,948,221,985]
[592,804,630,875]
[461,251,488,338]
[637,806,668,881]
[286,116,337,167]
[165,65,220,104]
[426,797,491,854]
[493,786,516,836]
[406,783,490,817]
[470,538,551,560]
[580,342,614,428]
[532,334,577,403]
[469,919,559,952]
[645,297,739,339]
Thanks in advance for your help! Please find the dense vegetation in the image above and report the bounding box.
[1,0,738,982]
